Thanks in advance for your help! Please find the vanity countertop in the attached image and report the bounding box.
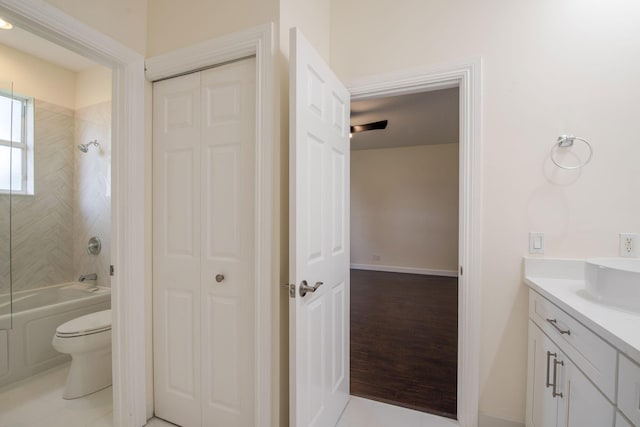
[524,257,640,364]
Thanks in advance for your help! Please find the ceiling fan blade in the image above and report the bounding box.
[350,119,388,134]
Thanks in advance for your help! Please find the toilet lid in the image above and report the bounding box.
[56,309,111,337]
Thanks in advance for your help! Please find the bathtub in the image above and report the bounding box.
[0,283,110,388]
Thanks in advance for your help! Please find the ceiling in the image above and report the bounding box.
[350,87,459,150]
[0,25,97,72]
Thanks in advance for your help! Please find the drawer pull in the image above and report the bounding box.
[552,358,564,398]
[546,318,571,335]
[546,351,556,388]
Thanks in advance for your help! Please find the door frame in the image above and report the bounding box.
[346,58,482,427]
[145,23,275,427]
[0,0,147,426]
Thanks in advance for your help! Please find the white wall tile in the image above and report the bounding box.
[0,99,111,294]
[73,101,111,288]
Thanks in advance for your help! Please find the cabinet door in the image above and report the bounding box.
[557,354,615,427]
[615,412,633,427]
[527,321,560,427]
[618,354,640,426]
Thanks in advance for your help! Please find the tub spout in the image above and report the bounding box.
[79,273,97,282]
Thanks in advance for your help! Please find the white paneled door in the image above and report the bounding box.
[153,57,256,427]
[289,28,351,427]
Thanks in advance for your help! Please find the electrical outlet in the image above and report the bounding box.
[619,233,639,257]
[372,254,381,262]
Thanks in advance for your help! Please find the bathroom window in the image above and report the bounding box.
[0,92,34,195]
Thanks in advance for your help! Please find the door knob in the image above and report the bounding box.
[299,280,323,297]
[215,274,225,283]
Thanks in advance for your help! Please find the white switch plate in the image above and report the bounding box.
[619,233,639,257]
[529,232,544,254]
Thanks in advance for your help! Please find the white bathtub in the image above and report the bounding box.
[0,283,110,388]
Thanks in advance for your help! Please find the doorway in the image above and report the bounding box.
[349,88,460,418]
[289,27,481,427]
[0,24,114,426]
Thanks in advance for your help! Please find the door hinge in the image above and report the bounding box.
[110,265,115,276]
[460,266,463,276]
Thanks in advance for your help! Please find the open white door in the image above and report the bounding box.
[289,28,351,427]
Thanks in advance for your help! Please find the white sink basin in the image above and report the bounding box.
[585,258,640,313]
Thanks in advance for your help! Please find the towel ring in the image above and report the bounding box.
[550,135,593,170]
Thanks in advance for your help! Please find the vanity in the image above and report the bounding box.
[524,258,640,427]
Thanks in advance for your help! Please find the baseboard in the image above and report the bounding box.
[478,414,525,427]
[350,263,458,277]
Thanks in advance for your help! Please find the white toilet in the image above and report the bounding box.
[52,309,112,399]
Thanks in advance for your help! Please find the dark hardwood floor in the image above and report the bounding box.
[350,269,458,419]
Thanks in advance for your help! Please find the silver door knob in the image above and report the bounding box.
[299,280,323,297]
[215,274,225,283]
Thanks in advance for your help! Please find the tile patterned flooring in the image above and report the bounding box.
[0,364,457,427]
[144,419,175,426]
[147,397,458,427]
[337,396,459,427]
[0,363,112,427]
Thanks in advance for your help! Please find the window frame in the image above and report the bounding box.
[0,91,34,195]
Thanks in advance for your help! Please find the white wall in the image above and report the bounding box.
[146,0,278,56]
[280,0,330,61]
[331,0,640,423]
[45,0,147,54]
[75,66,111,109]
[0,43,76,108]
[351,144,458,274]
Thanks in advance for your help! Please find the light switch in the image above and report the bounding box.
[529,232,544,254]
[533,236,542,249]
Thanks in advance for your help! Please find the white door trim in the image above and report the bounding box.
[146,23,275,427]
[346,58,482,427]
[0,1,147,426]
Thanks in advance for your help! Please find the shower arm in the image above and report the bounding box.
[78,139,99,153]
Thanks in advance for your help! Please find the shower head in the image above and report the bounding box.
[77,140,99,153]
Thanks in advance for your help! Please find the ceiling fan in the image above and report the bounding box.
[350,119,388,136]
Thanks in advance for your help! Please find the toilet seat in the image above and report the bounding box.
[55,309,111,338]
[52,308,113,399]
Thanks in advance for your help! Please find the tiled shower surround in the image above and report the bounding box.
[73,101,111,289]
[0,99,111,293]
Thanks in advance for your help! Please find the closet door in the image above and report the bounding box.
[153,57,256,427]
[200,59,256,426]
[153,72,202,427]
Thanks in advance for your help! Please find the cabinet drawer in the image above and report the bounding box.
[618,354,640,426]
[529,289,617,400]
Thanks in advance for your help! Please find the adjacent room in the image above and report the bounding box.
[349,88,459,418]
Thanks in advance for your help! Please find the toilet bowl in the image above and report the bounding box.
[52,308,112,399]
